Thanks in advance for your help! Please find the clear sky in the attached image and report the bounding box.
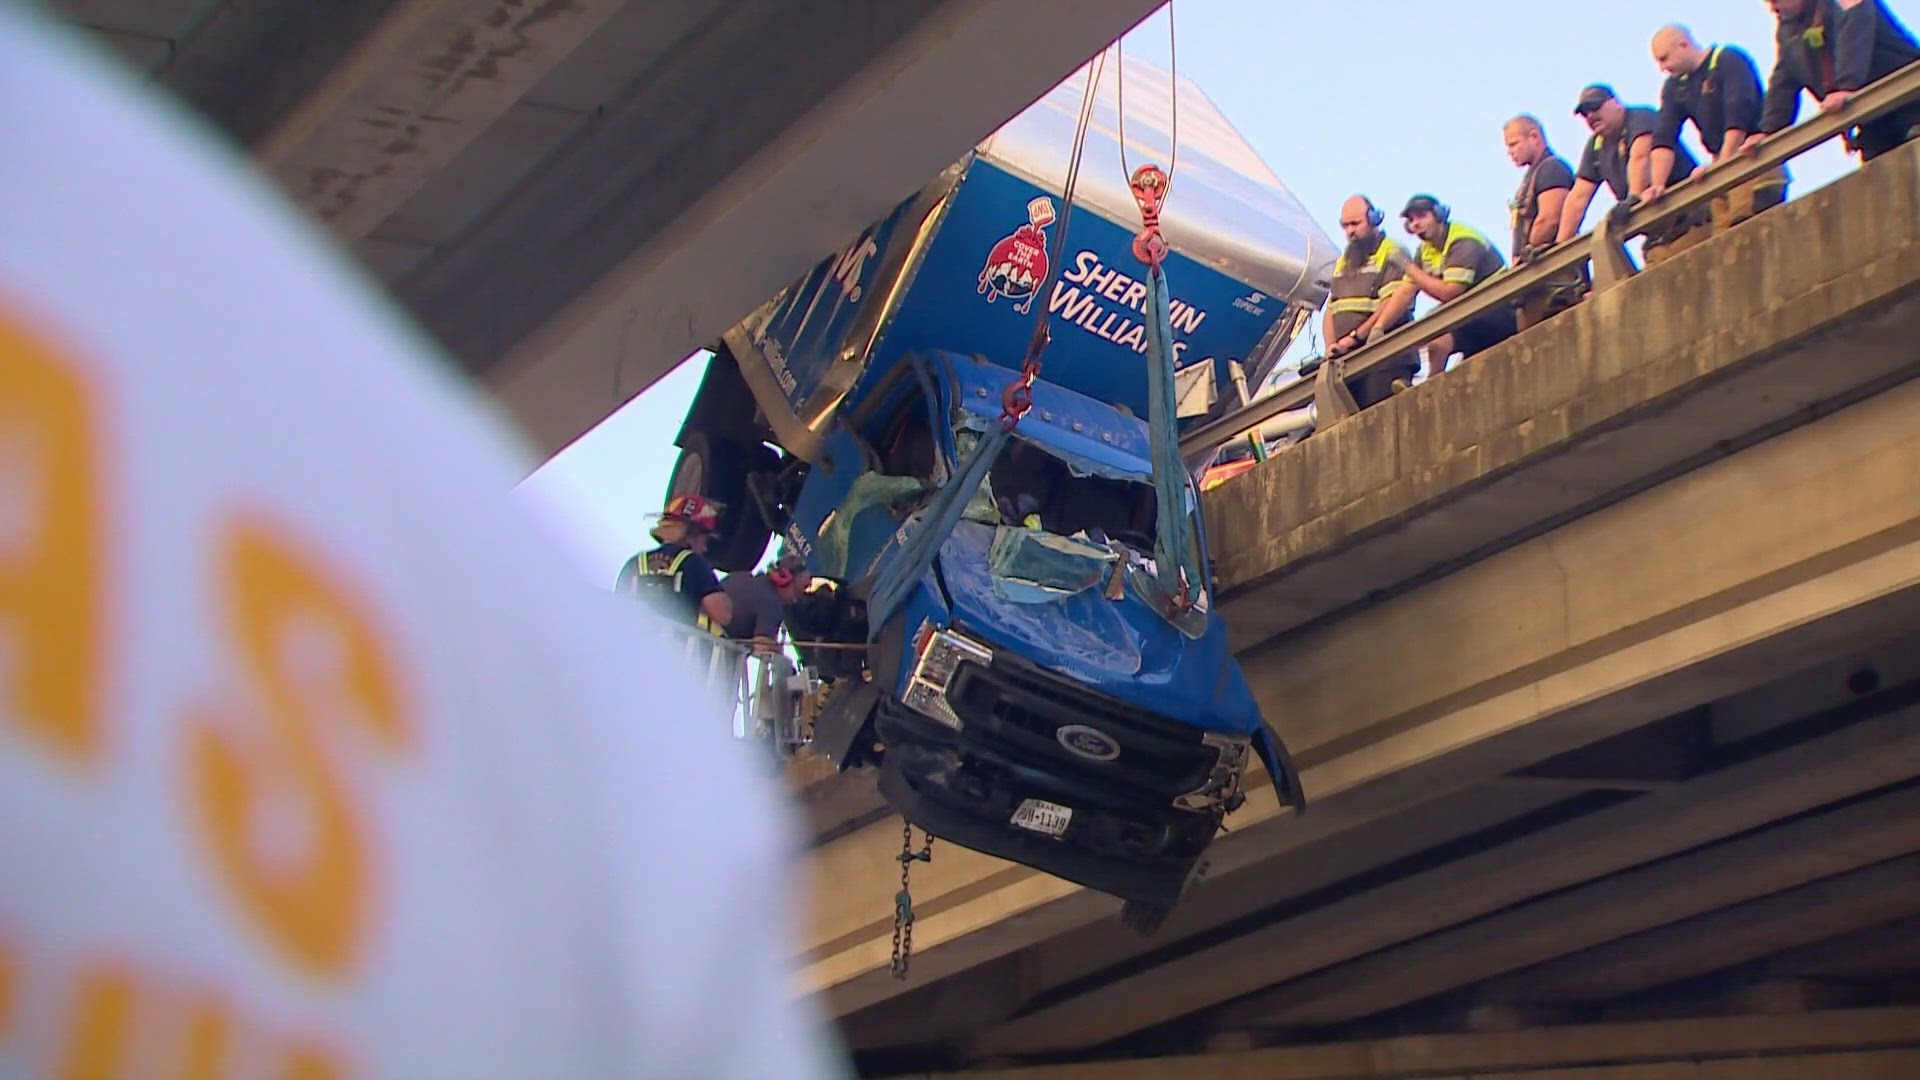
[513,0,1864,583]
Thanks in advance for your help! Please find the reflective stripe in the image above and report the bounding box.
[1417,221,1495,275]
[642,547,725,637]
[1329,234,1414,338]
[1442,267,1476,285]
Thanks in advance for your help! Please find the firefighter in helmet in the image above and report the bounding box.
[615,493,733,636]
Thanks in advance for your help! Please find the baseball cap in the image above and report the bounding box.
[1575,84,1617,115]
[1401,193,1445,219]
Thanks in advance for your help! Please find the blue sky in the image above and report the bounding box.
[513,0,1862,582]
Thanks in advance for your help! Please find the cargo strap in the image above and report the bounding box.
[1141,257,1207,627]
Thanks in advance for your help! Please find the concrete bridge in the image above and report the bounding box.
[50,0,1163,456]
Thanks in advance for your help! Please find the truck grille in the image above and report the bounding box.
[943,653,1221,801]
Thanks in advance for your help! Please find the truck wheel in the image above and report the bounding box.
[669,431,778,572]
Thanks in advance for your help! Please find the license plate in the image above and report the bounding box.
[1010,798,1072,837]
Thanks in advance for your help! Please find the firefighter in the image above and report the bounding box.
[1321,194,1420,407]
[1746,0,1920,163]
[1398,194,1518,377]
[616,493,734,636]
[1558,84,1711,266]
[1649,25,1790,234]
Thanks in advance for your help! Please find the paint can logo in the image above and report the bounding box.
[977,196,1055,314]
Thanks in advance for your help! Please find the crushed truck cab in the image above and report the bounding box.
[666,57,1334,918]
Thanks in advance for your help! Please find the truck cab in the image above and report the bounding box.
[663,56,1334,919]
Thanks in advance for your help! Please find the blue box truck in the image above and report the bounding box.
[667,57,1336,922]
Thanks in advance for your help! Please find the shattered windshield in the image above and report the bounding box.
[956,427,1165,605]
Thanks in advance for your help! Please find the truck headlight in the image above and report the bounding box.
[903,620,993,729]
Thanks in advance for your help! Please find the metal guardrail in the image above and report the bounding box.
[1179,59,1920,458]
[655,619,820,754]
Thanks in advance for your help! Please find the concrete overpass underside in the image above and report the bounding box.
[795,142,1920,1075]
[52,0,1164,455]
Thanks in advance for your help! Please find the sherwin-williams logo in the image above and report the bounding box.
[977,196,1055,315]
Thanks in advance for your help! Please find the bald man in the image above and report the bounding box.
[1649,24,1787,233]
[1503,114,1584,330]
[1321,195,1419,407]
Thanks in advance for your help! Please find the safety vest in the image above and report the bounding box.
[627,547,724,637]
[1417,221,1502,286]
[1327,235,1411,339]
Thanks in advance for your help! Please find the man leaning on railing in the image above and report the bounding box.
[1647,25,1789,234]
[1748,0,1920,162]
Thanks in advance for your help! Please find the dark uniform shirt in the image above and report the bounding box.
[1510,154,1574,259]
[615,541,722,628]
[1760,0,1920,147]
[1577,105,1697,202]
[1326,233,1414,341]
[1655,44,1766,156]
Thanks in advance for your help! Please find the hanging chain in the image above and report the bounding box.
[889,821,936,979]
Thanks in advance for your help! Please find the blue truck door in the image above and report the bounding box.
[790,366,948,584]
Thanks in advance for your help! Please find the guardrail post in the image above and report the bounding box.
[1312,354,1360,428]
[1589,204,1639,293]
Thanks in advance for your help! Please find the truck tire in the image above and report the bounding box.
[668,430,778,572]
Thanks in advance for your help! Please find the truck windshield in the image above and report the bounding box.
[957,430,1165,604]
[985,438,1157,549]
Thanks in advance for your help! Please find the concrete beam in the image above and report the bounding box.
[801,319,1920,1019]
[834,782,1575,1053]
[253,0,627,243]
[1667,918,1920,989]
[1201,140,1920,652]
[892,1009,1920,1080]
[974,700,1920,1054]
[1208,780,1920,1033]
[1470,857,1920,1008]
[481,0,1164,456]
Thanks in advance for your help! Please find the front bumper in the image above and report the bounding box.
[876,733,1218,906]
[874,631,1248,905]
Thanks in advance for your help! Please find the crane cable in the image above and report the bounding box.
[1000,50,1107,428]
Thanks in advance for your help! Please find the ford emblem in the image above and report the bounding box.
[1056,724,1120,762]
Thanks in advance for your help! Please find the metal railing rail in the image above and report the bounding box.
[1178,59,1920,458]
[650,618,819,754]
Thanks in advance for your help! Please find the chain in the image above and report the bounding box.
[889,820,936,979]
